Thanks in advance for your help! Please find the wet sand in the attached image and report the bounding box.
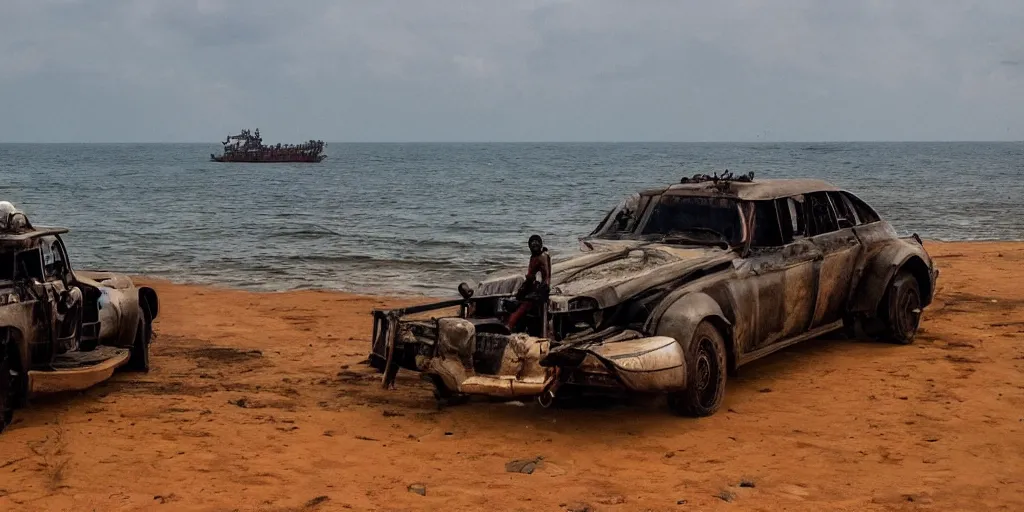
[1,241,1023,511]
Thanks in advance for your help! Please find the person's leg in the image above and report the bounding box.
[505,300,533,331]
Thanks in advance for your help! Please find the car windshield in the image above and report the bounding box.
[589,193,646,238]
[640,195,744,246]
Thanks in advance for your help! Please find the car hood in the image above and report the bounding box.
[73,270,135,290]
[474,240,736,309]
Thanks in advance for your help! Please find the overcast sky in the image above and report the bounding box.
[1,0,1022,142]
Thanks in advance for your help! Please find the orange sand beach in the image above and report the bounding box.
[1,241,1022,511]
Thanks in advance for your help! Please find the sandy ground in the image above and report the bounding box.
[1,241,1022,511]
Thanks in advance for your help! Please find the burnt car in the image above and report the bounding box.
[368,173,937,417]
[0,202,159,433]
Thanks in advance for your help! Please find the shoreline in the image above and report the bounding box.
[0,240,1021,511]
[127,239,1018,298]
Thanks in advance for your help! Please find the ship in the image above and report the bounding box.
[210,128,326,163]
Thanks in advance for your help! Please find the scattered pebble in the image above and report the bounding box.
[759,387,772,393]
[505,457,542,474]
[304,496,330,507]
[408,484,426,496]
[565,503,594,512]
[153,494,178,504]
[904,494,933,504]
[717,490,736,502]
[382,410,404,417]
[739,479,756,488]
[597,494,626,505]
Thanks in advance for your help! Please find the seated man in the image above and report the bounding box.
[505,235,552,332]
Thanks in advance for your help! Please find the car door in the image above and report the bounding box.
[740,196,822,350]
[805,192,863,328]
[13,245,60,362]
[41,236,81,350]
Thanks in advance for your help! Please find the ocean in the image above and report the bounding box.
[1,142,1021,296]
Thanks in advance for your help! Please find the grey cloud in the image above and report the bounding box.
[1,0,1023,142]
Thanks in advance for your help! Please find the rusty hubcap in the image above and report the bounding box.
[695,337,720,408]
[896,285,921,338]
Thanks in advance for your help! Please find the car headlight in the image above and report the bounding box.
[567,297,599,312]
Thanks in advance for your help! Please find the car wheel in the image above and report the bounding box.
[1,341,24,434]
[879,270,922,345]
[124,307,151,372]
[424,374,469,408]
[667,321,728,417]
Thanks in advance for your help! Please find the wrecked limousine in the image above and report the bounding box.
[368,173,938,417]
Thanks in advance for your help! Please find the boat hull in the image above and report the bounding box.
[210,152,326,163]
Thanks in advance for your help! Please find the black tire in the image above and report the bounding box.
[424,374,469,408]
[877,270,922,345]
[667,321,728,417]
[124,306,151,372]
[1,339,24,434]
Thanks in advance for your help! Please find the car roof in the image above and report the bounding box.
[0,226,69,242]
[639,178,843,201]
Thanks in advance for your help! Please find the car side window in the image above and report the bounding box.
[14,248,44,281]
[827,192,856,229]
[41,236,66,280]
[750,200,785,247]
[842,192,880,225]
[805,192,838,236]
[778,195,806,242]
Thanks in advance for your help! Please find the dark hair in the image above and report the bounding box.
[528,235,543,245]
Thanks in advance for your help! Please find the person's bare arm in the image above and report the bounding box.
[540,253,552,284]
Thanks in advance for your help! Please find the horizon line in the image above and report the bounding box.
[1,139,1021,144]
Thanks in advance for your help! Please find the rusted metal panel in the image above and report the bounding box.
[587,336,687,393]
[810,228,863,327]
[27,348,130,395]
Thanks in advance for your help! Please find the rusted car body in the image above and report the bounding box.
[0,203,158,433]
[368,174,938,416]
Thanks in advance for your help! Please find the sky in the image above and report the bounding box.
[1,0,1023,143]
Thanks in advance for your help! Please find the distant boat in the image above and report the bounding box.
[210,128,326,163]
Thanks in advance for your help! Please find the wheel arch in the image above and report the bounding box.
[849,241,935,316]
[139,287,159,320]
[651,291,736,373]
[895,256,933,308]
[0,326,27,373]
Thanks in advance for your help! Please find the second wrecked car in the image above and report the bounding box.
[0,202,159,434]
[368,173,938,416]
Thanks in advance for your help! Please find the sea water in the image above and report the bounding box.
[1,142,1021,295]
